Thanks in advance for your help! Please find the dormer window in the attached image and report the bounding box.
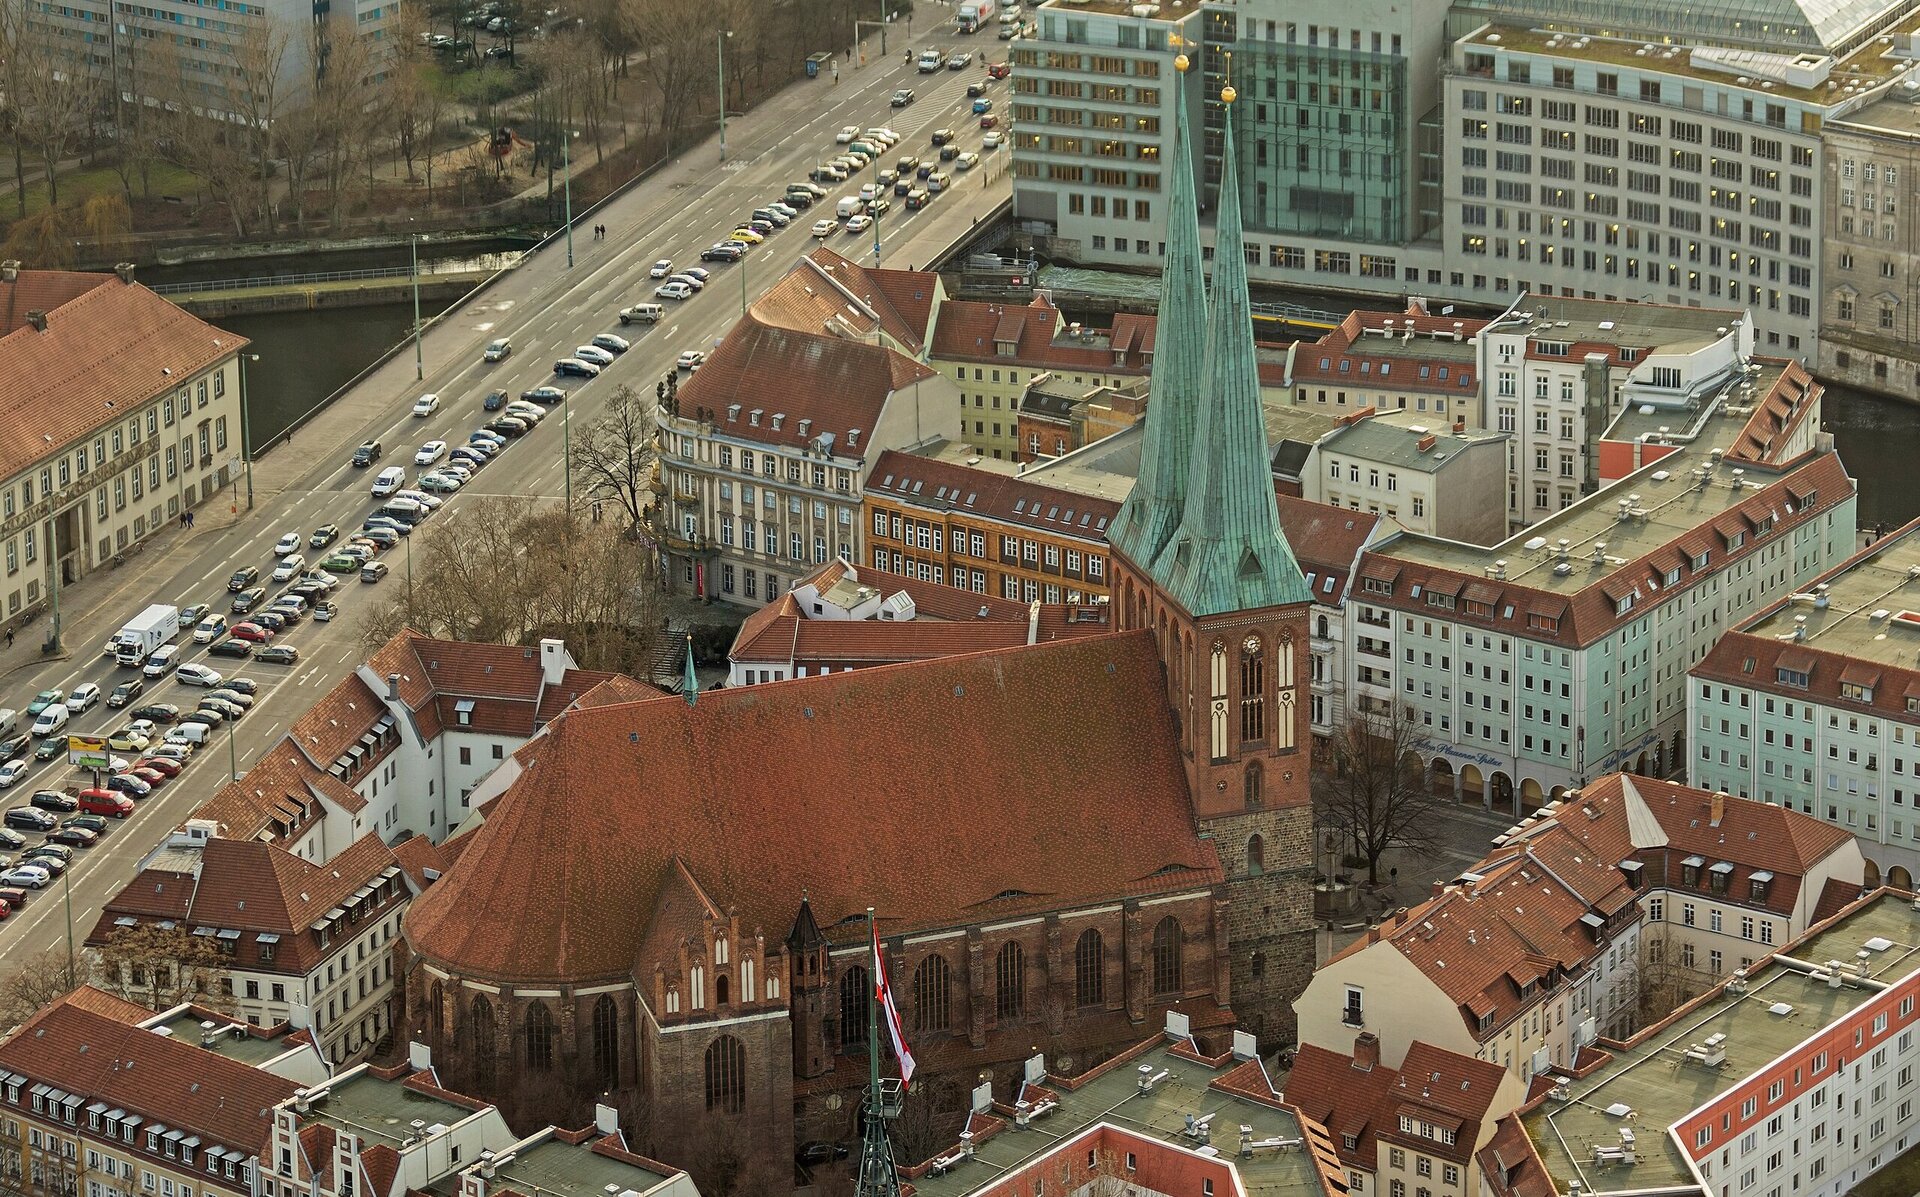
[454,699,474,726]
[1750,871,1773,901]
[1681,856,1702,887]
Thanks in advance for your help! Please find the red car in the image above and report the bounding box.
[0,886,26,909]
[228,621,274,643]
[0,899,12,919]
[979,114,999,129]
[988,61,1009,78]
[77,789,134,818]
[129,766,168,789]
[134,756,182,777]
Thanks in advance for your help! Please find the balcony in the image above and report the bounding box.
[1356,639,1390,659]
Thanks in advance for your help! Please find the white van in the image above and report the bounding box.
[164,723,210,748]
[29,704,68,738]
[837,196,866,219]
[142,644,181,677]
[371,466,407,498]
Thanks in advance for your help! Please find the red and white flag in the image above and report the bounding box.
[873,923,917,1087]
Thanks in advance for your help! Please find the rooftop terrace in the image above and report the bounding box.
[1742,520,1920,659]
[1501,296,1748,354]
[1525,894,1920,1195]
[908,1038,1327,1197]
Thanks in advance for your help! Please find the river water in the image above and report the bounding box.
[1822,386,1919,533]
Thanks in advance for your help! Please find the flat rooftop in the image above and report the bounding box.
[1526,894,1920,1195]
[420,1137,673,1197]
[1382,366,1796,587]
[308,1072,478,1149]
[1036,0,1192,19]
[1505,296,1746,354]
[926,439,1139,504]
[1458,22,1920,105]
[1742,521,1920,658]
[1834,93,1920,139]
[148,1013,292,1068]
[1322,418,1505,473]
[909,1039,1326,1197]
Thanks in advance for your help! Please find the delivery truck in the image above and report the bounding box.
[958,0,995,32]
[113,604,180,667]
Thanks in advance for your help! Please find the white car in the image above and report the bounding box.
[835,124,861,143]
[669,271,707,292]
[503,403,545,423]
[648,259,673,278]
[270,554,306,582]
[2,865,49,889]
[676,350,706,371]
[176,663,223,688]
[483,338,512,362]
[811,218,837,238]
[414,440,449,466]
[859,183,881,202]
[66,682,100,713]
[845,214,874,234]
[273,531,301,556]
[654,280,694,300]
[0,760,29,789]
[982,131,1004,150]
[29,706,67,737]
[412,393,440,417]
[955,151,980,170]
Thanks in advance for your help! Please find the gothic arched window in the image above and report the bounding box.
[1247,833,1266,876]
[470,996,496,1089]
[704,1036,746,1113]
[839,965,870,1049]
[1074,929,1105,1007]
[1151,918,1182,996]
[523,1001,555,1071]
[1240,635,1267,742]
[592,994,620,1088]
[995,942,1025,1021]
[1245,760,1264,808]
[912,954,952,1032]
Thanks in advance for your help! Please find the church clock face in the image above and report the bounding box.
[1242,635,1261,654]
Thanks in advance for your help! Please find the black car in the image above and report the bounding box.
[251,611,288,633]
[227,566,259,592]
[231,586,267,614]
[553,359,598,379]
[0,735,28,762]
[486,417,531,438]
[106,679,144,708]
[939,144,960,161]
[60,814,108,834]
[223,678,259,696]
[0,828,25,850]
[255,646,300,666]
[130,703,181,724]
[930,128,955,146]
[47,827,98,848]
[783,190,816,209]
[351,440,383,467]
[104,775,151,798]
[267,602,306,625]
[701,244,744,262]
[207,637,254,659]
[289,581,329,603]
[520,386,566,405]
[796,1142,850,1167]
[32,739,61,762]
[25,791,73,814]
[966,81,985,97]
[484,390,509,411]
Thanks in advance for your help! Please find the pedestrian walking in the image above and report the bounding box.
[7,630,14,650]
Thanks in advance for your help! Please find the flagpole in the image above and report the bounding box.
[856,906,902,1197]
[867,906,881,1096]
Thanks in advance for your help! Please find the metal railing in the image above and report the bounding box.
[148,264,490,296]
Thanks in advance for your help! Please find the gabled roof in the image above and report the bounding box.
[1275,497,1380,607]
[867,449,1118,543]
[754,249,940,352]
[405,632,1222,983]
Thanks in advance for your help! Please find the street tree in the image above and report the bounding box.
[11,46,100,211]
[0,948,81,1030]
[570,383,655,530]
[1312,703,1448,885]
[92,922,235,1012]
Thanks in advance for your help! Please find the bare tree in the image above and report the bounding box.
[0,949,81,1030]
[1313,704,1447,886]
[91,923,234,1012]
[618,0,711,152]
[12,50,101,210]
[570,384,656,530]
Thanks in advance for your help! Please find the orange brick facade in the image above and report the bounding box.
[861,494,1113,604]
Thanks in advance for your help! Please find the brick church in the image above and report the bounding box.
[398,68,1315,1188]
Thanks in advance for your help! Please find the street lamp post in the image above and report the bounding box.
[239,352,259,511]
[563,129,578,269]
[717,30,733,161]
[563,389,572,511]
[410,231,428,381]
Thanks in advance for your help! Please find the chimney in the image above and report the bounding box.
[0,260,17,282]
[539,637,568,687]
[113,262,135,284]
[1417,434,1437,453]
[1353,1032,1381,1071]
[1710,790,1728,827]
[1432,880,1446,897]
[25,311,46,332]
[386,673,401,700]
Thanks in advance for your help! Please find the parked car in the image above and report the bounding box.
[104,774,150,799]
[0,761,29,789]
[227,565,259,591]
[554,357,602,378]
[361,562,391,584]
[67,683,100,714]
[310,524,341,550]
[129,703,180,724]
[521,386,567,404]
[47,827,100,848]
[0,864,50,889]
[574,345,616,367]
[270,554,306,582]
[207,637,254,659]
[414,440,449,466]
[228,621,273,644]
[653,280,695,300]
[106,679,144,708]
[2,808,55,833]
[25,791,73,813]
[176,663,224,687]
[255,646,301,665]
[63,811,114,832]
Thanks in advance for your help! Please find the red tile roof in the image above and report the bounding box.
[0,990,297,1155]
[1477,1115,1557,1197]
[1287,1043,1398,1170]
[1276,497,1380,606]
[1288,310,1485,393]
[0,274,246,484]
[868,450,1119,543]
[406,632,1219,983]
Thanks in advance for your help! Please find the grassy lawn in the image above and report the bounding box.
[1852,1141,1920,1197]
[5,159,206,218]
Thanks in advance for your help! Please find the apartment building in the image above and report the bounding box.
[89,821,410,1066]
[656,252,957,606]
[1309,413,1507,542]
[1348,362,1852,810]
[1483,889,1920,1197]
[1690,518,1920,889]
[0,265,245,633]
[1276,497,1381,744]
[1818,94,1920,398]
[863,446,1123,603]
[1282,308,1486,420]
[1006,0,1205,272]
[1014,376,1146,461]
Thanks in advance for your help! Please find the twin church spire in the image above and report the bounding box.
[1107,56,1311,618]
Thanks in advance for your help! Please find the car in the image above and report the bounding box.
[701,243,744,263]
[338,544,375,565]
[979,113,999,129]
[31,738,59,762]
[24,690,61,718]
[21,851,69,876]
[200,696,244,720]
[104,773,151,798]
[782,189,816,208]
[227,566,259,592]
[229,621,274,645]
[2,808,54,832]
[418,472,461,494]
[858,183,881,203]
[47,827,99,848]
[931,128,955,146]
[811,217,839,238]
[207,637,254,659]
[955,151,979,170]
[868,195,892,216]
[67,683,100,714]
[25,791,71,818]
[449,447,487,470]
[939,143,961,161]
[361,561,390,584]
[648,258,674,277]
[835,124,861,143]
[948,51,970,68]
[61,814,110,833]
[0,829,23,851]
[868,126,900,144]
[988,60,1010,78]
[845,213,874,234]
[471,390,506,415]
[0,736,25,764]
[796,1142,851,1167]
[486,416,531,438]
[967,80,987,98]
[106,726,151,751]
[29,707,66,737]
[891,87,915,106]
[230,586,267,614]
[351,440,383,467]
[414,440,449,466]
[554,357,601,378]
[178,603,210,627]
[654,280,694,300]
[273,531,302,556]
[142,646,180,676]
[743,218,776,236]
[255,646,300,666]
[811,162,848,183]
[128,766,167,789]
[770,201,800,218]
[469,428,506,446]
[130,703,180,724]
[502,403,544,423]
[176,663,223,687]
[727,226,764,245]
[206,688,254,710]
[270,554,306,583]
[268,595,308,621]
[751,208,790,227]
[412,394,441,417]
[483,338,513,362]
[574,345,616,367]
[973,96,994,114]
[0,761,28,790]
[982,130,1004,149]
[896,154,921,175]
[917,48,942,71]
[676,350,706,371]
[1,864,49,889]
[106,679,144,709]
[133,755,182,776]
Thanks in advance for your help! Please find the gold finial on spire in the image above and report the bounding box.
[1175,52,1190,71]
[1221,49,1235,103]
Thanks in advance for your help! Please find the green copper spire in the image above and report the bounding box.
[1107,46,1206,571]
[683,634,699,707]
[1150,83,1312,618]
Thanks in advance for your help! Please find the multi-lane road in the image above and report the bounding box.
[0,16,1009,970]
